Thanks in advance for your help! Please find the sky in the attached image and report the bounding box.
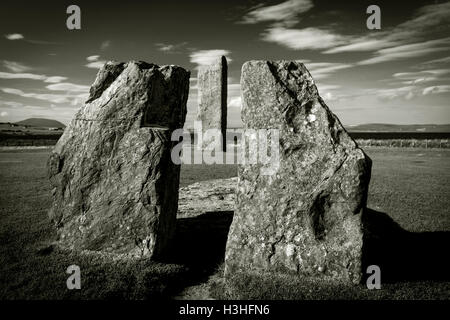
[0,0,449,128]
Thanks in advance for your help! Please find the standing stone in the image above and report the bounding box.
[197,56,227,151]
[47,61,190,258]
[225,61,371,284]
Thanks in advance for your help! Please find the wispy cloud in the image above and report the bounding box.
[5,33,24,40]
[0,101,23,108]
[85,55,107,69]
[391,2,450,41]
[366,83,449,101]
[357,38,450,65]
[86,55,100,62]
[189,49,231,67]
[374,86,418,101]
[422,85,450,95]
[46,83,90,92]
[85,61,106,69]
[262,27,347,50]
[1,87,73,104]
[45,76,68,83]
[155,42,187,53]
[1,86,88,105]
[305,62,353,80]
[322,1,450,67]
[392,69,450,85]
[240,0,313,27]
[0,72,67,83]
[3,33,61,45]
[324,38,396,54]
[0,100,46,110]
[2,60,32,73]
[418,56,450,68]
[0,72,44,81]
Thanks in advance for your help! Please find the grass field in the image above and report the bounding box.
[0,147,449,299]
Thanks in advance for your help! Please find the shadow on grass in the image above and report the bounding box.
[166,208,449,290]
[64,211,234,300]
[0,210,234,300]
[7,208,445,299]
[362,208,450,283]
[162,211,234,276]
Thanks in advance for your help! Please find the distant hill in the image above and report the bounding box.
[346,123,450,132]
[15,118,66,128]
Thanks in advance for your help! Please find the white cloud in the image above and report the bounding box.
[0,101,45,110]
[392,69,450,84]
[155,42,187,53]
[0,72,67,83]
[189,49,232,67]
[305,62,353,80]
[419,56,450,67]
[84,55,106,69]
[324,38,396,54]
[313,83,344,102]
[5,33,24,40]
[1,87,86,105]
[357,38,450,65]
[241,0,313,27]
[46,82,90,93]
[70,93,89,106]
[45,76,68,83]
[0,72,46,81]
[0,111,8,117]
[262,27,347,50]
[251,1,449,56]
[422,85,450,95]
[324,2,450,55]
[85,61,106,69]
[157,44,175,52]
[392,2,450,41]
[374,86,418,101]
[86,55,100,62]
[0,101,22,108]
[3,60,31,73]
[1,87,70,104]
[316,84,340,92]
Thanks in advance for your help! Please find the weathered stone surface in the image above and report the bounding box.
[178,178,237,217]
[225,61,372,284]
[48,61,190,258]
[197,56,227,151]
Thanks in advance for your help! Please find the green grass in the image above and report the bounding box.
[0,147,449,299]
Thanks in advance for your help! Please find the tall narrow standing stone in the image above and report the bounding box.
[225,61,372,284]
[197,56,227,151]
[47,61,190,258]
